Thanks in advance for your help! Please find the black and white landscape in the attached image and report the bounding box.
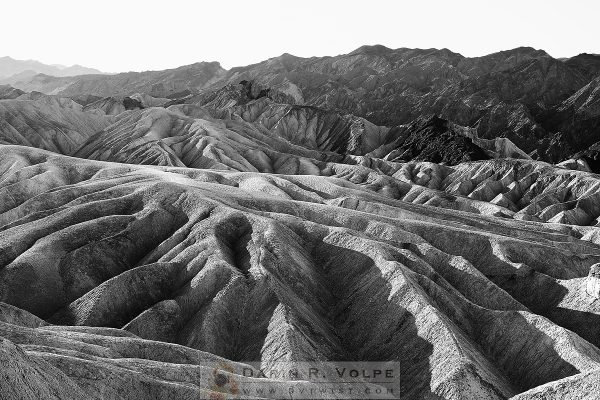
[2,2,600,399]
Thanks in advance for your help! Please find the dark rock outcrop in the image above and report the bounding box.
[122,96,144,110]
[571,141,600,174]
[373,115,490,164]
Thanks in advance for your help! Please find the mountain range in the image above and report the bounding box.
[0,56,104,82]
[3,46,600,165]
[1,46,600,400]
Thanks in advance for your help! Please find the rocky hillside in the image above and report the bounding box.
[0,85,24,100]
[1,48,600,399]
[8,46,600,163]
[2,143,600,399]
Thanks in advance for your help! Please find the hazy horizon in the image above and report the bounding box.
[1,45,597,75]
[1,0,598,73]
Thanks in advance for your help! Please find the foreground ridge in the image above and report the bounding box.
[1,145,600,399]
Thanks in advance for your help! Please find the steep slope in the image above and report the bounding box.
[0,302,308,400]
[0,85,25,100]
[458,56,586,114]
[0,99,114,155]
[2,145,600,399]
[564,53,600,81]
[368,115,490,164]
[541,76,600,156]
[456,47,551,77]
[213,98,391,155]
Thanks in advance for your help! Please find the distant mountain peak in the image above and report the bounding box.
[0,56,104,81]
[349,44,393,56]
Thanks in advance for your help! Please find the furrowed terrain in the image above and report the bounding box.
[1,46,600,400]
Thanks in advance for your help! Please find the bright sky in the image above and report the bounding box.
[2,0,598,73]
